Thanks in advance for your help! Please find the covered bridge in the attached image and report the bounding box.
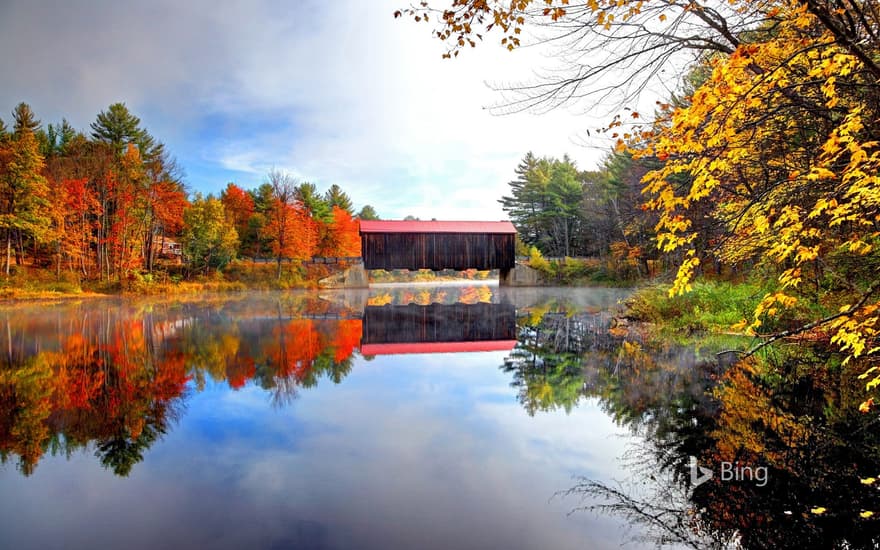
[359,220,517,272]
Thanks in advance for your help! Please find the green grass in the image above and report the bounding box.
[626,280,767,333]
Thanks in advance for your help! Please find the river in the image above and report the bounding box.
[0,285,878,549]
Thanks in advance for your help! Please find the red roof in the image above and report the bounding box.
[359,220,516,234]
[360,340,517,355]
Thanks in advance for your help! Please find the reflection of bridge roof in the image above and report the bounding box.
[359,220,516,234]
[359,340,517,355]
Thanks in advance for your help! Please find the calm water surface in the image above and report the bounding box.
[1,285,879,549]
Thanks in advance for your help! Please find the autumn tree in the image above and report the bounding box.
[242,183,275,258]
[42,136,115,278]
[402,0,880,401]
[144,178,188,271]
[318,206,361,257]
[397,0,764,114]
[85,103,184,278]
[263,170,317,278]
[181,195,238,274]
[57,176,97,276]
[220,182,255,239]
[139,145,186,272]
[634,3,880,372]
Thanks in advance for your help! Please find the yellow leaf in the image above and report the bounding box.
[861,511,874,519]
[811,507,827,515]
[859,366,879,380]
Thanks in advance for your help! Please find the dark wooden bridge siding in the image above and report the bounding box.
[362,303,516,345]
[361,231,515,271]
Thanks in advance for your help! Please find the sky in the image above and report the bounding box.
[0,0,631,220]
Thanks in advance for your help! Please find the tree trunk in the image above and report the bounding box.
[5,230,10,277]
[14,228,23,266]
[145,229,154,273]
[564,219,570,258]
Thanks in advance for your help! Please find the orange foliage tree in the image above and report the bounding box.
[263,199,317,264]
[317,206,361,257]
[220,182,255,240]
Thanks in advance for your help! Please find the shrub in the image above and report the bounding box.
[627,280,767,333]
[528,246,552,275]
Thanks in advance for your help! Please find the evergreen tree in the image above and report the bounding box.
[499,152,549,250]
[296,182,332,223]
[0,112,50,275]
[357,204,380,220]
[248,183,274,214]
[90,102,162,160]
[12,103,40,136]
[543,156,584,257]
[44,119,79,156]
[324,184,353,214]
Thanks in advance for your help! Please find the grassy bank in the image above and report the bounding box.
[624,278,837,340]
[625,280,766,334]
[0,261,338,300]
[524,247,643,287]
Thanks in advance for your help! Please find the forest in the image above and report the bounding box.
[0,102,374,291]
[499,150,660,281]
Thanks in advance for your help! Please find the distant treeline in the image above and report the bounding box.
[0,101,380,282]
[500,151,666,279]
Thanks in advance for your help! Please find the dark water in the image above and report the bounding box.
[1,285,879,549]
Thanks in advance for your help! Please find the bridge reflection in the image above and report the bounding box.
[361,302,517,355]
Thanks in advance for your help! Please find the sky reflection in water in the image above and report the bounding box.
[0,287,633,550]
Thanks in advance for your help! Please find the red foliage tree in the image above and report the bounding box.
[220,182,254,239]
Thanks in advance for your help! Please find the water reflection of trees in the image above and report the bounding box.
[0,299,362,476]
[0,291,517,477]
[505,306,880,549]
